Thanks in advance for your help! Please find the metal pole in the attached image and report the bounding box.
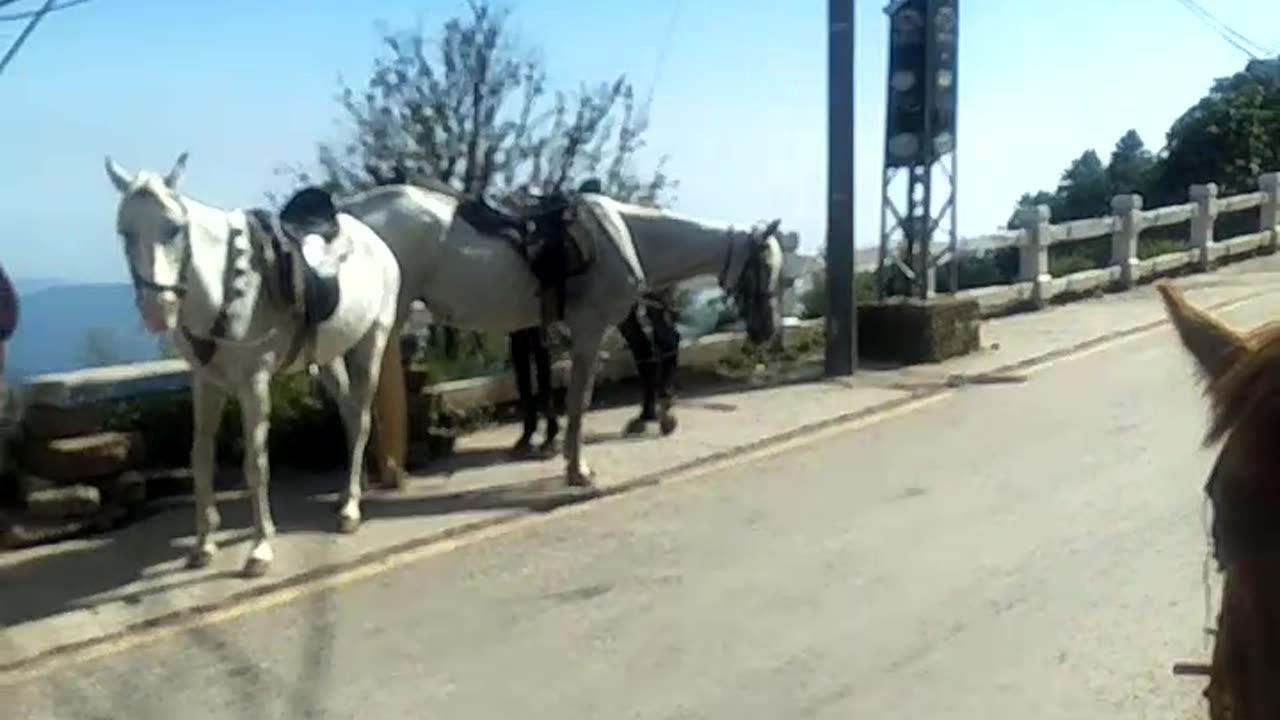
[916,0,937,299]
[825,0,857,376]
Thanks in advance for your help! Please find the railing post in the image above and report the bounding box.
[1018,204,1052,308]
[1190,183,1218,271]
[1260,172,1280,253]
[1110,194,1143,289]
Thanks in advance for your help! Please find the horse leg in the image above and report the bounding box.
[534,332,559,455]
[329,325,388,534]
[317,360,361,533]
[509,329,537,457]
[650,303,682,436]
[617,307,657,436]
[186,377,227,569]
[563,326,606,488]
[370,322,408,490]
[238,370,276,577]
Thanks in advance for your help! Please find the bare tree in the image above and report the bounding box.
[292,1,675,207]
[280,1,676,359]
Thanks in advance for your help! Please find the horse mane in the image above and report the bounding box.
[1206,322,1280,446]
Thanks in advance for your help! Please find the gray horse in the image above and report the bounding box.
[343,182,784,488]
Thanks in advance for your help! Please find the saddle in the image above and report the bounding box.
[456,190,593,328]
[245,186,345,332]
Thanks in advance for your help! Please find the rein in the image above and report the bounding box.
[717,232,747,292]
[718,231,774,315]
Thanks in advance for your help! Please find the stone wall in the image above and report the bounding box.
[1,321,824,550]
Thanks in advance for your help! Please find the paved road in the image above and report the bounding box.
[9,295,1263,720]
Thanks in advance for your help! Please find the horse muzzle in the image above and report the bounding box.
[136,289,179,334]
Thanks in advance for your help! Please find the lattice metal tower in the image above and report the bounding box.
[877,0,959,299]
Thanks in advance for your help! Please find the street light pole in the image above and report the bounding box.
[825,0,857,376]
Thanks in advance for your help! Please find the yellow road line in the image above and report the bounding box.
[1017,288,1271,377]
[1,285,1274,686]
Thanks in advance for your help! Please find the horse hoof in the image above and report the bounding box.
[242,556,271,578]
[510,441,535,459]
[374,468,406,492]
[659,414,678,436]
[338,515,361,534]
[186,547,216,570]
[623,417,649,436]
[567,465,596,488]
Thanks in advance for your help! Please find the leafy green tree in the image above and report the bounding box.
[1006,190,1059,229]
[1107,129,1155,196]
[1149,57,1280,203]
[1056,149,1112,221]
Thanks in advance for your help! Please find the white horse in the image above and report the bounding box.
[104,153,401,577]
[342,181,784,488]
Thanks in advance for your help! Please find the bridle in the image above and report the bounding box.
[120,195,283,360]
[120,194,193,298]
[719,229,777,326]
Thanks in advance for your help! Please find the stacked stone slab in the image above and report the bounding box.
[2,402,151,549]
[1,362,193,550]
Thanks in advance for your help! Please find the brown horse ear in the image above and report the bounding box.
[1156,281,1249,383]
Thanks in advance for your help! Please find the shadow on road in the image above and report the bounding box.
[0,356,882,644]
[0,466,595,635]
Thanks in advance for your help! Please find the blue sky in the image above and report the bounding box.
[1,0,1278,284]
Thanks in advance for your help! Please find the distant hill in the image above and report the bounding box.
[8,281,162,382]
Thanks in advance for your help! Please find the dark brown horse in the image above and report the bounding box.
[509,292,681,456]
[1158,281,1280,720]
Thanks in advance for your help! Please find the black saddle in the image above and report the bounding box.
[279,187,342,244]
[456,190,584,325]
[246,185,343,327]
[456,196,544,238]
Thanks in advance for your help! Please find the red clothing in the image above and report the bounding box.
[0,263,17,343]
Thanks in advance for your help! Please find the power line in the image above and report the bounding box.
[643,0,685,109]
[0,0,56,77]
[0,0,93,23]
[1173,0,1266,59]
[1182,0,1272,56]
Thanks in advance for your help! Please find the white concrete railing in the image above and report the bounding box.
[16,171,1280,418]
[946,172,1280,315]
[18,319,825,416]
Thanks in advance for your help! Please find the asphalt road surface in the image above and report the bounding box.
[7,299,1247,720]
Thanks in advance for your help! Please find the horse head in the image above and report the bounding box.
[1158,280,1280,719]
[733,217,784,345]
[103,152,192,334]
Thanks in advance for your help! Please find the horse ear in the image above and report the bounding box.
[164,152,189,189]
[104,156,134,193]
[763,218,782,238]
[1156,281,1249,383]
